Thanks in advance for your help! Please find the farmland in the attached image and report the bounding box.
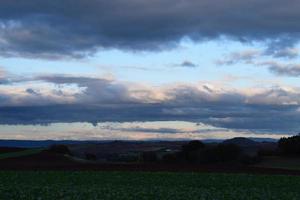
[0,148,43,160]
[0,139,300,199]
[0,171,299,200]
[255,156,300,171]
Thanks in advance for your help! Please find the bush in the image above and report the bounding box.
[48,144,71,155]
[278,135,300,156]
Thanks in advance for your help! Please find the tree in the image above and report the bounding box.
[278,135,300,156]
[181,140,205,163]
[182,140,205,152]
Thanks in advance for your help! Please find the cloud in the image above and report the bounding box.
[172,61,198,68]
[264,37,300,58]
[259,61,300,77]
[1,0,300,58]
[0,67,10,84]
[217,50,260,65]
[176,61,198,68]
[25,88,40,95]
[107,126,186,134]
[0,68,5,77]
[265,47,299,59]
[36,75,142,104]
[1,74,300,133]
[98,124,229,134]
[219,49,300,77]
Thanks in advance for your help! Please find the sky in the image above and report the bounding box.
[0,0,300,140]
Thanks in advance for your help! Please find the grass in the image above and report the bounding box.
[0,171,299,199]
[0,148,43,160]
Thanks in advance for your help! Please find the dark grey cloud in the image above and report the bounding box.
[36,75,138,104]
[25,88,40,95]
[107,126,186,134]
[177,61,198,68]
[219,49,300,77]
[1,0,300,58]
[0,94,11,105]
[99,125,229,134]
[260,62,300,77]
[0,100,299,133]
[1,74,300,133]
[264,37,300,59]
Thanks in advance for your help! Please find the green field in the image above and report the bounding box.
[0,171,299,200]
[0,148,43,160]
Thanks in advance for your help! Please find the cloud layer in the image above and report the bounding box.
[1,0,300,58]
[0,74,300,133]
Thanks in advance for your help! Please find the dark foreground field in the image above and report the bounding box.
[1,150,300,176]
[1,144,300,199]
[0,171,300,200]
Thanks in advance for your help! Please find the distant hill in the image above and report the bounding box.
[0,140,98,148]
[222,137,258,147]
[203,138,277,144]
[247,137,278,143]
[0,137,278,148]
